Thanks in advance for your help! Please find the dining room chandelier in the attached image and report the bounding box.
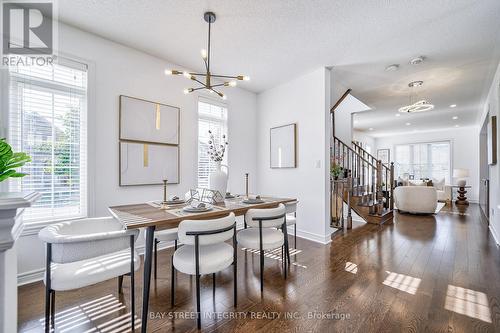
[165,12,249,100]
[398,80,434,113]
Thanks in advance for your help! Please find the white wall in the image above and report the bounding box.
[12,23,258,283]
[479,62,500,245]
[256,68,331,243]
[374,127,480,202]
[353,130,376,152]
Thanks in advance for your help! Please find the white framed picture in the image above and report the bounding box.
[270,123,297,168]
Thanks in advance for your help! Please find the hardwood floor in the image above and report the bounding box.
[18,204,500,332]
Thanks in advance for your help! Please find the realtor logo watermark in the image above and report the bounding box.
[1,0,57,66]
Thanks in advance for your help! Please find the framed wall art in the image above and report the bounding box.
[119,95,180,186]
[270,123,297,168]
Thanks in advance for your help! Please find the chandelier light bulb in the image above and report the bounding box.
[222,94,227,100]
[183,88,193,94]
[183,71,191,78]
[165,69,173,75]
[243,76,250,81]
[201,49,207,59]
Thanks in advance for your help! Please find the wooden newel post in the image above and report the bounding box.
[390,162,394,210]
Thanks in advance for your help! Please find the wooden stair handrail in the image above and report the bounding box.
[334,137,377,168]
[330,89,352,113]
[351,141,390,172]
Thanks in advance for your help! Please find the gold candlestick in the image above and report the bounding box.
[162,179,168,204]
[245,173,249,198]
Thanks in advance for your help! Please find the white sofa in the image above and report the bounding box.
[399,178,451,202]
[394,186,438,214]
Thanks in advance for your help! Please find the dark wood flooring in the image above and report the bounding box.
[18,204,500,332]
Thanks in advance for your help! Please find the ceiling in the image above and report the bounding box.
[58,1,500,131]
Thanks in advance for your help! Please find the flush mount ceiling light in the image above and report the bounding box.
[385,64,399,72]
[409,56,425,65]
[398,80,435,113]
[165,12,249,100]
[450,104,457,108]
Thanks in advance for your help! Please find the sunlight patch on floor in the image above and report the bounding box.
[383,271,421,294]
[445,285,492,323]
[37,294,141,333]
[345,262,358,274]
[241,247,307,268]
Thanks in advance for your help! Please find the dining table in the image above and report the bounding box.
[108,195,296,332]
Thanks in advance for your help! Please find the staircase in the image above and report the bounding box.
[331,137,394,227]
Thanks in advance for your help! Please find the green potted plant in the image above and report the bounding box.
[330,163,342,180]
[0,138,31,183]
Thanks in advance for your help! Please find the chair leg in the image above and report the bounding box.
[130,235,135,331]
[212,273,216,295]
[170,259,175,307]
[284,226,291,266]
[196,273,201,329]
[118,275,124,294]
[259,223,264,293]
[45,243,51,333]
[294,224,297,250]
[50,290,55,329]
[154,238,158,280]
[233,253,237,307]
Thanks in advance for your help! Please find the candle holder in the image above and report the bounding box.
[245,173,249,199]
[162,179,168,205]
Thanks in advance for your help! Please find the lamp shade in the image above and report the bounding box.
[453,168,469,178]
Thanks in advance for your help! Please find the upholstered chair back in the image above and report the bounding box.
[245,204,286,228]
[178,212,235,246]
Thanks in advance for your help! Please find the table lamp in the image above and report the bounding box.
[453,168,469,187]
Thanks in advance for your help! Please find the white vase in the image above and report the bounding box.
[209,161,228,199]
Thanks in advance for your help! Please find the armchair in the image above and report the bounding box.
[38,217,140,332]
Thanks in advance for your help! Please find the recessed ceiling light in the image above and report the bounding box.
[369,127,374,131]
[409,56,425,65]
[405,122,411,126]
[395,113,401,117]
[452,116,458,120]
[450,104,457,108]
[455,124,460,128]
[385,64,399,72]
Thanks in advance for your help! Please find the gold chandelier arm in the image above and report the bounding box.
[209,74,240,79]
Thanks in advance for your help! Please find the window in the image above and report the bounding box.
[8,59,88,223]
[197,100,228,188]
[395,141,451,182]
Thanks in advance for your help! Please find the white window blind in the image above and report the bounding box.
[8,60,88,223]
[395,141,451,182]
[197,100,228,189]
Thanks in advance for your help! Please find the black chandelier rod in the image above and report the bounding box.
[207,18,211,72]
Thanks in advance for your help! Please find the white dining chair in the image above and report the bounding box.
[236,204,289,292]
[172,213,237,329]
[144,228,178,280]
[284,200,299,249]
[38,217,140,333]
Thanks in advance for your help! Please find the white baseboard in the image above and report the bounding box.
[18,268,45,286]
[287,226,332,245]
[489,224,500,246]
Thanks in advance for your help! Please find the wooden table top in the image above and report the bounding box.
[109,196,296,230]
